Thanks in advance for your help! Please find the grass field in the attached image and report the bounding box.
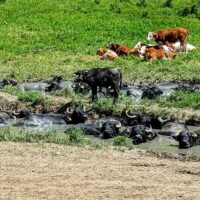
[0,0,200,82]
[0,0,199,117]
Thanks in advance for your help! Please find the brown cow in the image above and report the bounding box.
[147,28,188,52]
[141,45,176,61]
[107,43,130,56]
[96,48,107,56]
[96,48,118,61]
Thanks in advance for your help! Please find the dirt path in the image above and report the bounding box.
[0,142,200,200]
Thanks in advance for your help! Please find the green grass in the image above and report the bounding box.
[2,85,50,106]
[0,0,199,119]
[154,90,200,109]
[113,136,133,149]
[0,126,107,149]
[0,0,199,82]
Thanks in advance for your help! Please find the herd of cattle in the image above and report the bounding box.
[96,28,196,61]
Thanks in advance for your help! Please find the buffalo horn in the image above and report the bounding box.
[115,121,121,128]
[145,125,153,133]
[158,116,170,123]
[83,105,86,112]
[125,110,137,119]
[191,132,198,137]
[78,82,85,89]
[71,83,76,88]
[66,107,74,114]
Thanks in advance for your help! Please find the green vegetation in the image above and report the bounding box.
[0,0,199,123]
[113,136,133,149]
[3,85,50,106]
[143,90,200,109]
[0,0,199,82]
[0,126,107,149]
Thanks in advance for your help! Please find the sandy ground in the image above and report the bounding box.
[0,142,200,200]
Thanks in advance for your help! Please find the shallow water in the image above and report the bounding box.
[1,121,200,156]
[121,83,178,103]
[138,135,200,156]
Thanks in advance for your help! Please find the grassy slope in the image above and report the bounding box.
[0,0,200,82]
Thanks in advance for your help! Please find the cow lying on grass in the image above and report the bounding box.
[96,48,118,61]
[139,45,176,61]
[107,42,130,56]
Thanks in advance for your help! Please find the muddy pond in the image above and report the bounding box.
[0,78,200,157]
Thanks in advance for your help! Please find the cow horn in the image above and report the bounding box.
[125,110,137,119]
[66,107,74,114]
[115,121,121,128]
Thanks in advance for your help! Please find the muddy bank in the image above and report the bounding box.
[0,142,200,200]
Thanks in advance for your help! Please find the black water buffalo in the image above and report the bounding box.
[121,125,157,144]
[159,122,188,136]
[122,110,171,129]
[101,120,121,139]
[142,86,163,99]
[66,123,102,136]
[66,106,87,124]
[66,119,121,138]
[14,106,87,127]
[74,68,122,101]
[171,131,200,149]
[45,76,63,91]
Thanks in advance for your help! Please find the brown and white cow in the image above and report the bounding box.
[96,48,107,56]
[139,45,176,61]
[101,50,118,61]
[107,43,130,56]
[96,48,118,61]
[147,28,188,52]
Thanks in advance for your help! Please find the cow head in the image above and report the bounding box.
[147,32,158,41]
[139,46,147,55]
[106,43,120,51]
[96,48,107,56]
[171,131,197,149]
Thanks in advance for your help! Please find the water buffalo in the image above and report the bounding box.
[66,123,102,136]
[171,131,200,149]
[66,106,87,124]
[142,86,163,99]
[121,125,157,144]
[122,110,170,129]
[158,122,188,136]
[14,106,87,127]
[101,119,121,139]
[66,119,121,138]
[74,67,122,102]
